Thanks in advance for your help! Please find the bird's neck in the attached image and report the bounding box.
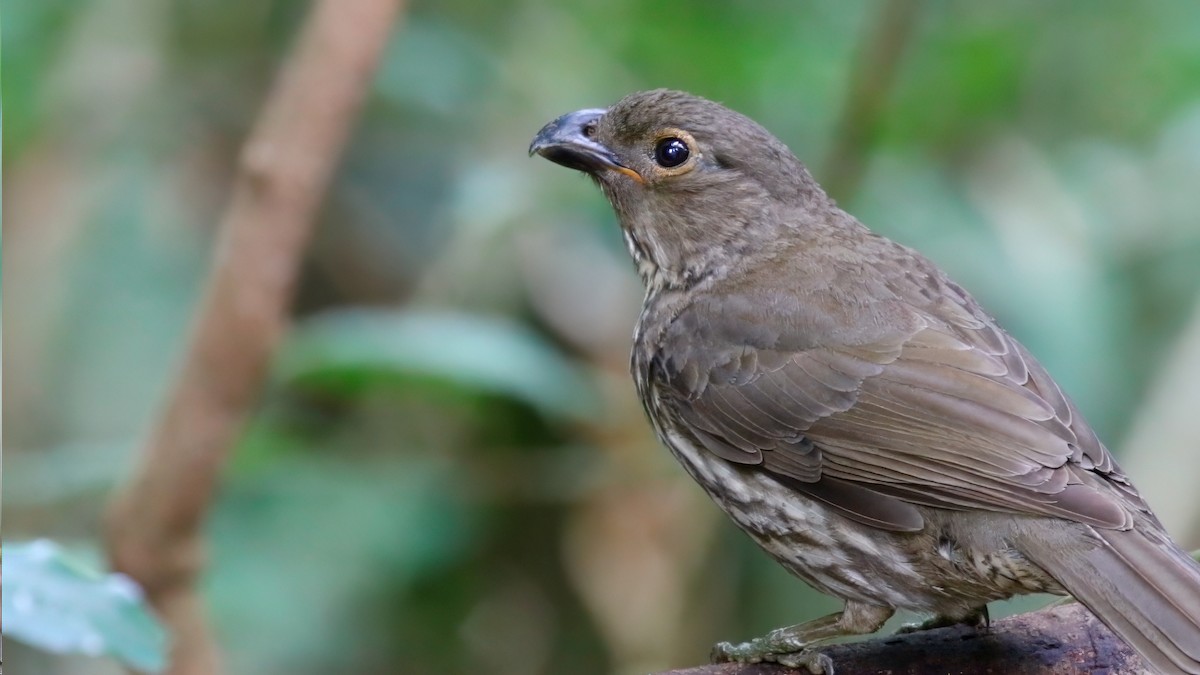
[606,165,846,293]
[611,196,762,293]
[617,199,833,294]
[620,222,695,293]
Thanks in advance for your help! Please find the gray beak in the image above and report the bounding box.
[529,108,642,182]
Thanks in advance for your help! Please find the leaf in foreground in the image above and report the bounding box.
[3,539,168,672]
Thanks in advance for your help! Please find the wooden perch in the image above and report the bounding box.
[655,602,1145,674]
[103,1,404,674]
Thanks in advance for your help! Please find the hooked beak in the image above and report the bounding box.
[529,108,644,183]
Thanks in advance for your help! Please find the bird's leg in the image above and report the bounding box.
[896,604,990,634]
[712,601,894,674]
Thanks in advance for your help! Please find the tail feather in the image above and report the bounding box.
[1102,529,1200,660]
[1022,527,1200,674]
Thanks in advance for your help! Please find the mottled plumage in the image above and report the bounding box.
[531,89,1200,673]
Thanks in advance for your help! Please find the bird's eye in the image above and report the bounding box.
[654,137,690,168]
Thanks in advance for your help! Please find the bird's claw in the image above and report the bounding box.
[778,650,834,673]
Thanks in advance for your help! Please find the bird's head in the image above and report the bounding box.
[530,89,830,286]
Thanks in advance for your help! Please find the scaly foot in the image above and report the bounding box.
[712,630,834,673]
[710,602,894,674]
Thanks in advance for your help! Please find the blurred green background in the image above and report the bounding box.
[5,1,1200,673]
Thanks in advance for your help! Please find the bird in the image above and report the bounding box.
[529,89,1200,674]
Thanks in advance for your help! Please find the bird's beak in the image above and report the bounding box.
[529,108,644,183]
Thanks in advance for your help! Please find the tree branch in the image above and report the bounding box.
[102,2,404,673]
[820,0,922,203]
[653,602,1146,674]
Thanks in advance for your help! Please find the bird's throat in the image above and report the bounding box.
[621,226,660,288]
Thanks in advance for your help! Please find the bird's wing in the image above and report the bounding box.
[651,269,1144,534]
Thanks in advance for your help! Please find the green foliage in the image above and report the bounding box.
[277,309,597,422]
[2,540,168,673]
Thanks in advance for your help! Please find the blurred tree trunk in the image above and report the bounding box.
[102,1,405,673]
[821,0,921,203]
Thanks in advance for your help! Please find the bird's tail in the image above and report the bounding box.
[1021,525,1200,673]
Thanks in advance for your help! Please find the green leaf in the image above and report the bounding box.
[2,539,169,672]
[276,309,597,421]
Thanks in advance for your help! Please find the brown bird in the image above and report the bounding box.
[530,89,1200,673]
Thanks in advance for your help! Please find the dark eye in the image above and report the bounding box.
[654,137,690,168]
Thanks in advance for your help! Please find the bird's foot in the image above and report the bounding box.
[711,633,834,674]
[896,605,990,634]
[710,604,893,674]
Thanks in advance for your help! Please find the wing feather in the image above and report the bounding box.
[654,307,1137,532]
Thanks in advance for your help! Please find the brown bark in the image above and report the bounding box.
[102,1,405,673]
[654,602,1145,674]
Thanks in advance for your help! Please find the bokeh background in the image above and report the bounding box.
[5,1,1200,674]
